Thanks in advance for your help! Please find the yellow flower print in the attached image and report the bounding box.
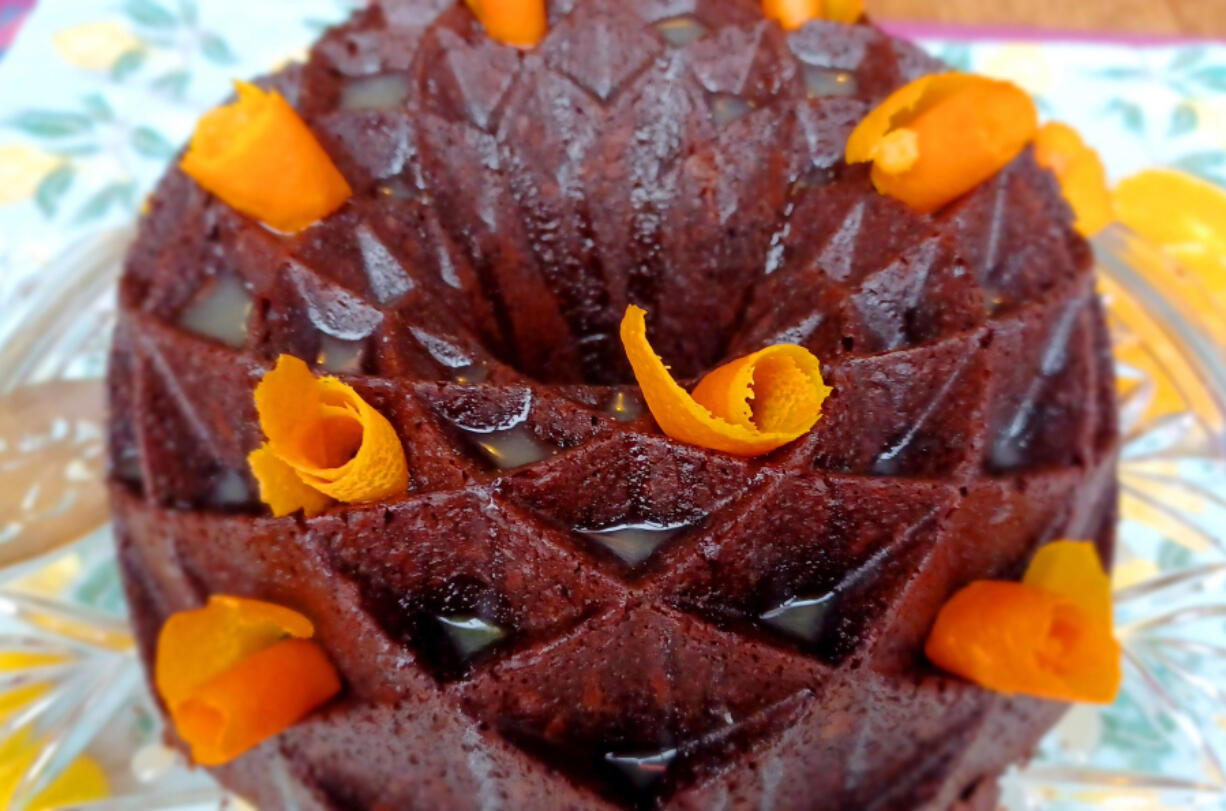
[52,21,142,72]
[1191,98,1226,144]
[0,145,64,207]
[981,44,1054,97]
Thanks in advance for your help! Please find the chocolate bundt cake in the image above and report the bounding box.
[107,0,1119,808]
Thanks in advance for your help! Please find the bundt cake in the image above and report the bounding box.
[107,0,1120,808]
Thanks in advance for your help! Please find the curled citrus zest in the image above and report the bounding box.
[1033,122,1113,236]
[925,582,1120,704]
[761,0,863,28]
[1023,540,1113,626]
[181,81,352,233]
[925,540,1120,704]
[249,354,408,515]
[465,0,546,48]
[155,595,341,765]
[762,0,821,30]
[845,73,1039,214]
[155,595,315,710]
[248,444,333,518]
[874,128,919,175]
[175,639,341,765]
[620,306,830,456]
[822,0,864,23]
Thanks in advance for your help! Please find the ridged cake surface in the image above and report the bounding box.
[107,0,1119,808]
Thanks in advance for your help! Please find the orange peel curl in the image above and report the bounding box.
[761,0,863,29]
[846,73,1038,214]
[465,0,547,48]
[925,540,1120,704]
[249,354,408,517]
[181,81,352,233]
[1033,122,1113,236]
[155,595,341,765]
[620,305,830,457]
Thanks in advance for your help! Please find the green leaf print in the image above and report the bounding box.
[1173,151,1226,183]
[1168,103,1198,138]
[200,32,237,65]
[1190,66,1226,92]
[1105,99,1144,134]
[111,48,147,81]
[1168,47,1207,73]
[130,126,177,159]
[34,164,77,218]
[124,0,177,29]
[7,110,94,138]
[1094,66,1147,81]
[73,181,137,224]
[81,93,115,123]
[1156,539,1195,571]
[151,70,190,99]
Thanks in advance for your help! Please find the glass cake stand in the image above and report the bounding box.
[0,224,1224,811]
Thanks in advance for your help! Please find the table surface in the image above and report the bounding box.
[876,0,1225,37]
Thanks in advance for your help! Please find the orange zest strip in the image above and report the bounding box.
[181,81,352,233]
[925,541,1120,704]
[155,595,341,765]
[620,306,830,457]
[761,0,863,29]
[176,639,341,766]
[249,355,408,515]
[762,0,821,31]
[821,0,864,23]
[1023,540,1113,626]
[845,73,1038,214]
[248,444,333,518]
[1033,122,1113,237]
[465,0,547,49]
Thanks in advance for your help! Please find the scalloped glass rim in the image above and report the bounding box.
[0,224,1223,810]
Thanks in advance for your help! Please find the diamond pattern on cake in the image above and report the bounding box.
[654,474,956,663]
[687,20,795,103]
[541,1,663,102]
[501,434,763,571]
[459,602,828,802]
[417,27,521,130]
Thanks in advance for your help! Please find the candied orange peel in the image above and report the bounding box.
[620,306,830,456]
[846,73,1038,214]
[155,595,341,765]
[762,0,821,30]
[466,0,547,48]
[1034,122,1113,236]
[181,81,352,233]
[925,540,1121,704]
[249,354,408,517]
[761,0,863,29]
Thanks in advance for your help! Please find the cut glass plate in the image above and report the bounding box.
[0,224,1224,810]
